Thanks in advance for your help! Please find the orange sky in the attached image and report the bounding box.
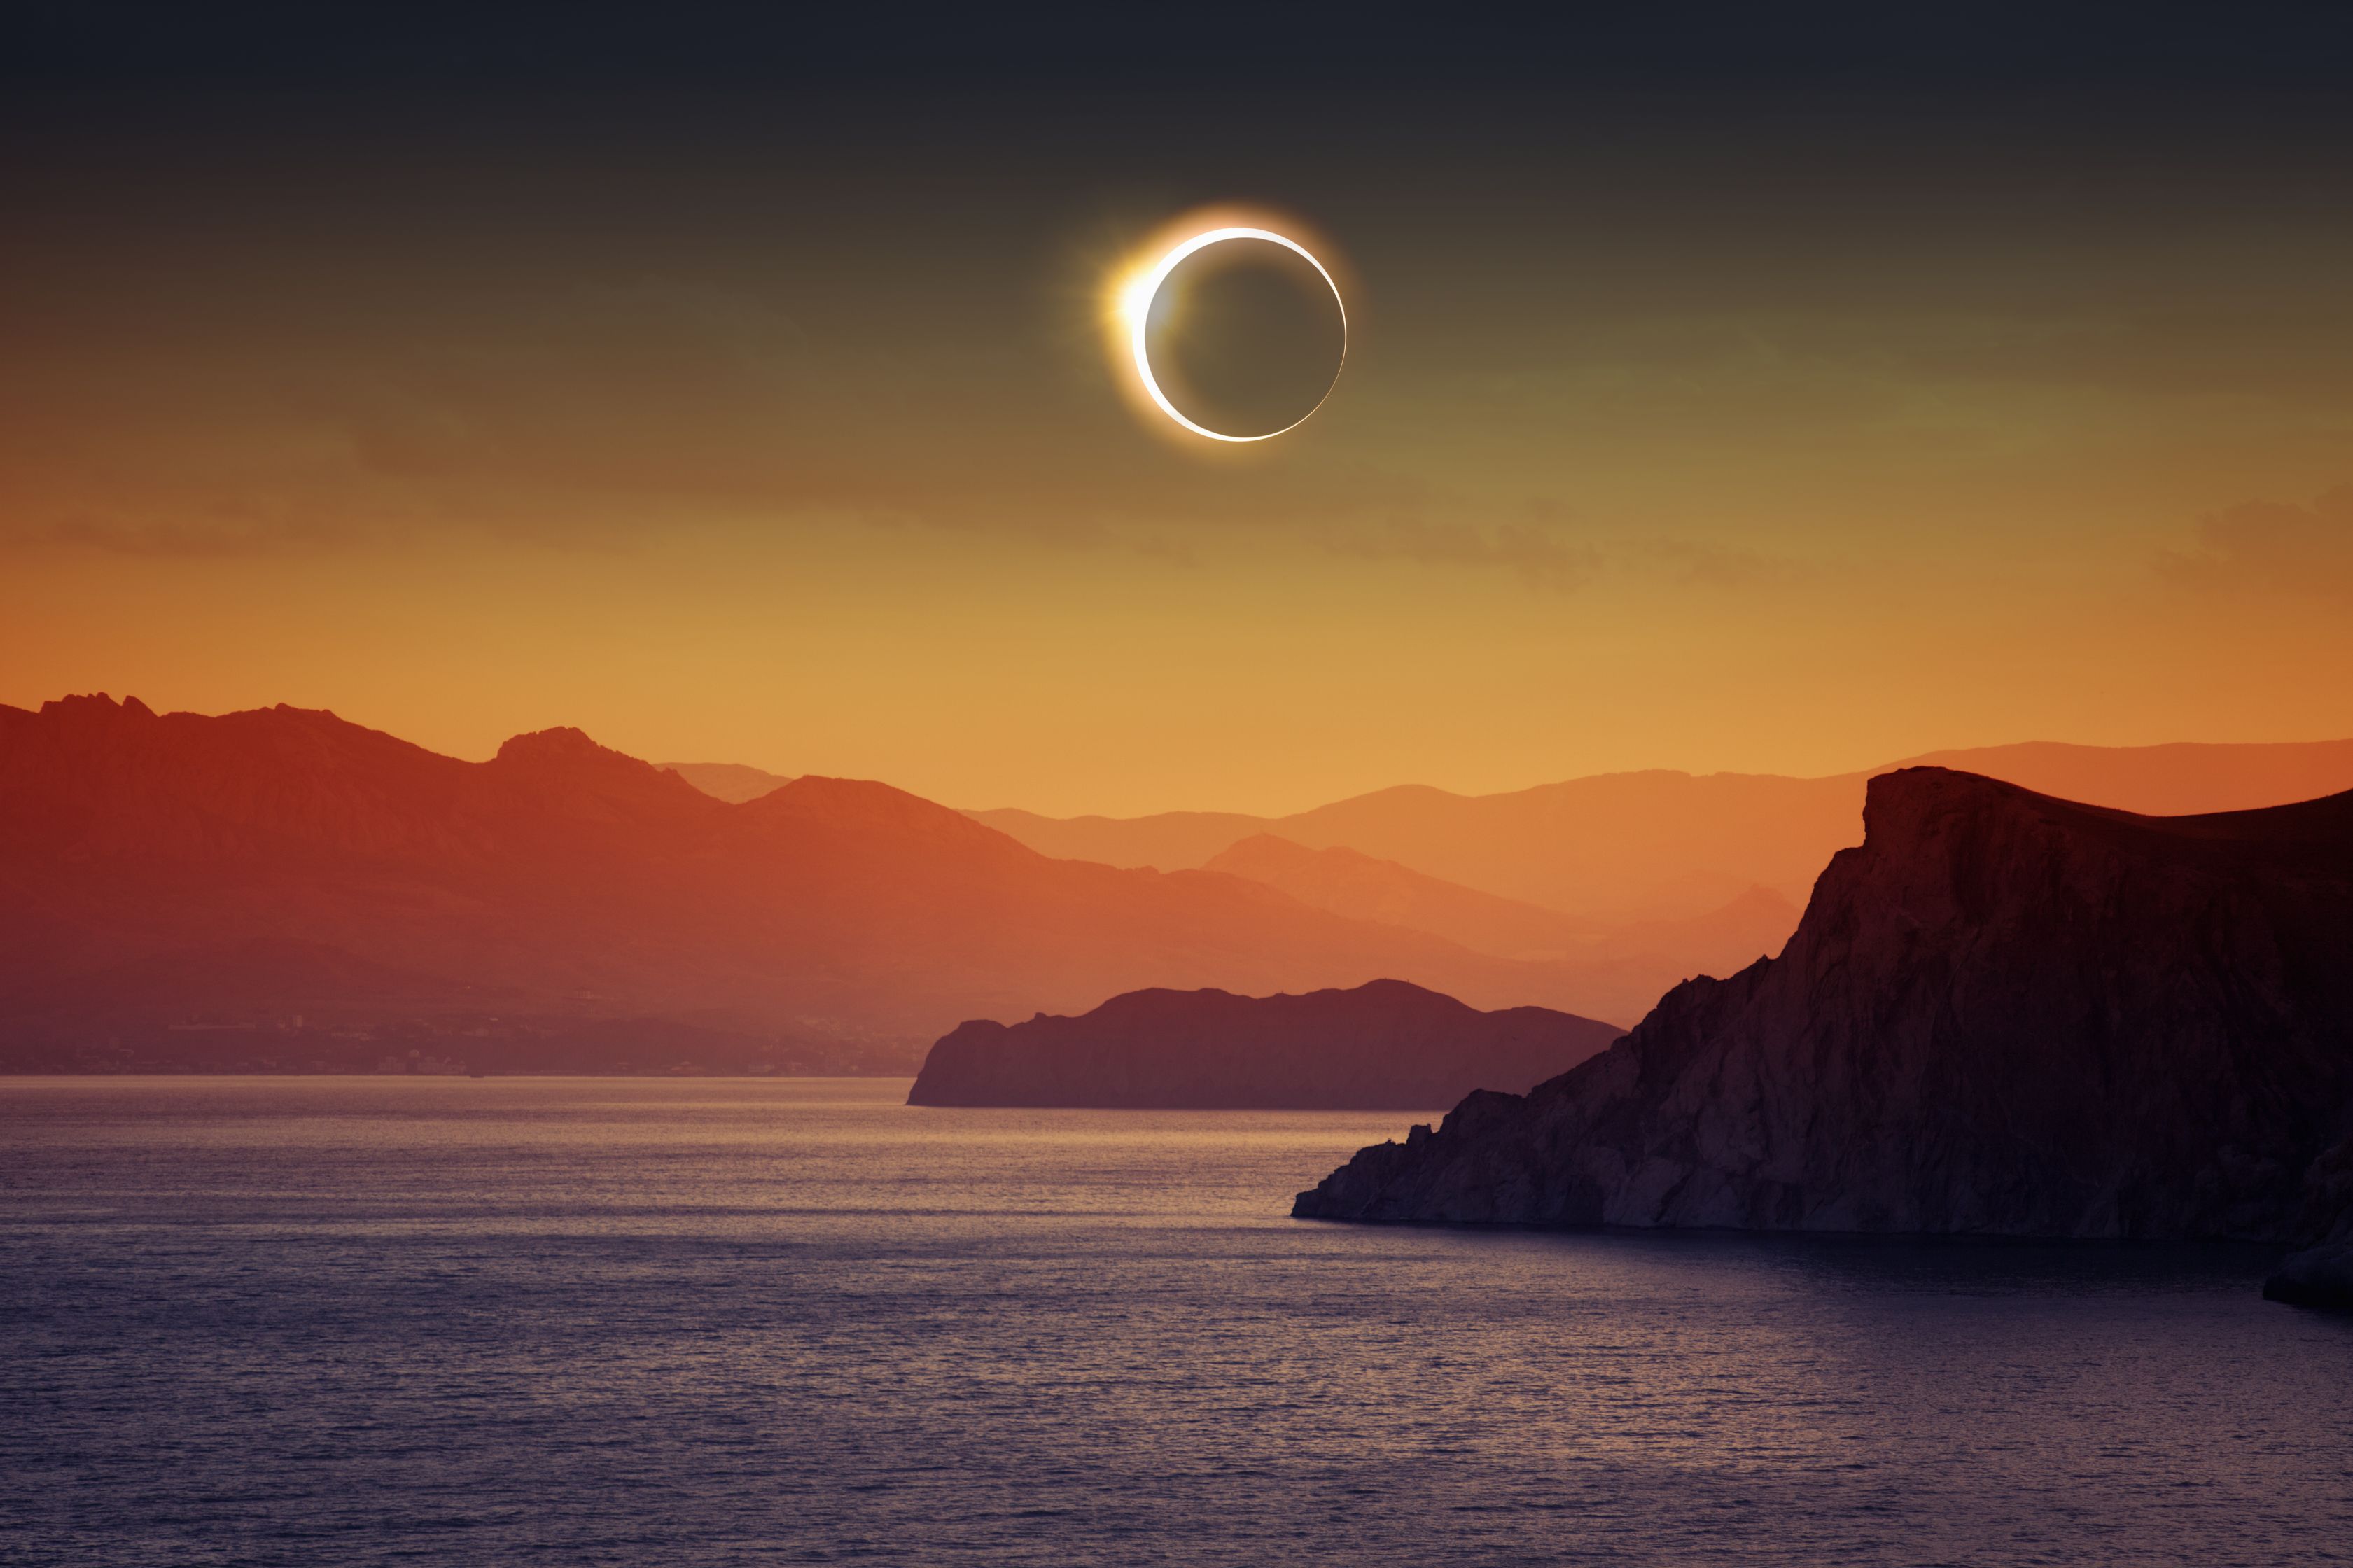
[5,29,2352,815]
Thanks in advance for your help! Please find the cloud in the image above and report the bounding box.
[1,276,991,557]
[1622,538,1799,589]
[1318,517,1602,591]
[1301,494,1793,596]
[23,513,347,559]
[2158,486,2353,601]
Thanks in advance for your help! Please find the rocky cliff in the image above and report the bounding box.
[908,979,1624,1108]
[1294,770,2353,1287]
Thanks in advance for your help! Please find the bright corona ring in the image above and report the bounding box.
[1119,225,1348,443]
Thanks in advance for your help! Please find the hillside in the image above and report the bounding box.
[1201,834,1605,958]
[1202,834,1799,1024]
[662,761,796,803]
[0,694,1614,1070]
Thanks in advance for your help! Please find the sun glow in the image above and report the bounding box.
[1103,211,1348,445]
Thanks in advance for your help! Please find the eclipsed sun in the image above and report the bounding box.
[1109,218,1348,444]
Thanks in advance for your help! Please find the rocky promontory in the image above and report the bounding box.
[1294,770,2353,1289]
[907,979,1623,1108]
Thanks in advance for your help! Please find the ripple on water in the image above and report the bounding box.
[3,1076,2349,1567]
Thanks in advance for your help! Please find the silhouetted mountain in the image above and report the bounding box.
[1892,740,2353,819]
[663,761,796,803]
[972,739,2353,924]
[908,979,1622,1108]
[0,694,1621,1071]
[1294,770,2353,1296]
[1203,834,1604,957]
[1585,886,1801,969]
[965,807,1271,872]
[1203,835,1799,1024]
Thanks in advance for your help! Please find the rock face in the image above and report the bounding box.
[1295,769,2353,1252]
[2263,1238,2353,1308]
[908,979,1624,1109]
[2263,1138,2353,1308]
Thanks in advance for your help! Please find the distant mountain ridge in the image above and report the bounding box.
[1202,834,1605,957]
[968,738,2353,923]
[1200,834,1799,1026]
[662,761,796,803]
[907,979,1623,1109]
[0,694,1629,1071]
[1294,770,2353,1296]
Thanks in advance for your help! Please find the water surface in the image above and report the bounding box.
[4,1077,2348,1566]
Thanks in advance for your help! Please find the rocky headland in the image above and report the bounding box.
[1294,769,2353,1307]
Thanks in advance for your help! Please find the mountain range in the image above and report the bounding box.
[1,694,1615,1070]
[1192,834,1800,1026]
[951,741,2353,1030]
[14,694,2353,1091]
[970,739,2353,924]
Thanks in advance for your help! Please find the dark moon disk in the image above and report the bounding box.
[1142,237,1346,439]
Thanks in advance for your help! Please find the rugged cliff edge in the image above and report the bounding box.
[1294,770,2353,1302]
[908,979,1623,1109]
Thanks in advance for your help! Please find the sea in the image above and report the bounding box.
[3,1076,2349,1567]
